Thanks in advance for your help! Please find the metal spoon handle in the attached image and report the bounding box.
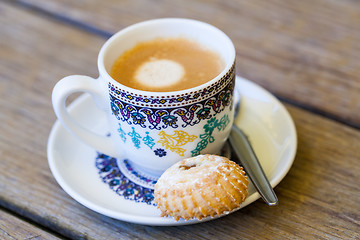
[229,125,278,206]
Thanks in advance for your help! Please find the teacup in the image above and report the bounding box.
[52,18,236,177]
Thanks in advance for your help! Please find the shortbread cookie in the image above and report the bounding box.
[154,154,249,221]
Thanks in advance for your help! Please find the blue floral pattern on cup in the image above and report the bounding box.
[154,148,167,157]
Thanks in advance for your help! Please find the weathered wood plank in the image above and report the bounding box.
[15,0,360,127]
[0,2,359,240]
[0,209,63,240]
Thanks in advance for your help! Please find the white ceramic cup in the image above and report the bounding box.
[52,18,236,177]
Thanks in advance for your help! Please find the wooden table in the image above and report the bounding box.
[1,0,359,239]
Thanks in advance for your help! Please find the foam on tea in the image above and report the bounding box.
[135,59,185,88]
[110,38,224,92]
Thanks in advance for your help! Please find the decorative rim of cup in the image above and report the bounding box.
[98,18,236,98]
[108,62,235,108]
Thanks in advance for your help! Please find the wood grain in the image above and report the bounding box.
[0,1,359,239]
[15,0,360,127]
[0,209,62,240]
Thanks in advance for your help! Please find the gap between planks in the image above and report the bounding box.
[0,205,68,240]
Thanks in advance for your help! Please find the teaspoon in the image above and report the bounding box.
[228,92,278,206]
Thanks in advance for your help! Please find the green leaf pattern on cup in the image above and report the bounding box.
[191,114,230,157]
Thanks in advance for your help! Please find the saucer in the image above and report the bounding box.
[47,76,297,226]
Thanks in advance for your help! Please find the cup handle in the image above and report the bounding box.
[52,75,118,157]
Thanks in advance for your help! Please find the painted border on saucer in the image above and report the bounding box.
[47,76,297,226]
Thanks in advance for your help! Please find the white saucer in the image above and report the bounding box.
[47,76,297,226]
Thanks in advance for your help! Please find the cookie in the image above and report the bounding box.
[154,154,249,221]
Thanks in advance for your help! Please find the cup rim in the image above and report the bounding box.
[98,18,236,96]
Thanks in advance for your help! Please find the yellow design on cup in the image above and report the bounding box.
[158,130,197,156]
